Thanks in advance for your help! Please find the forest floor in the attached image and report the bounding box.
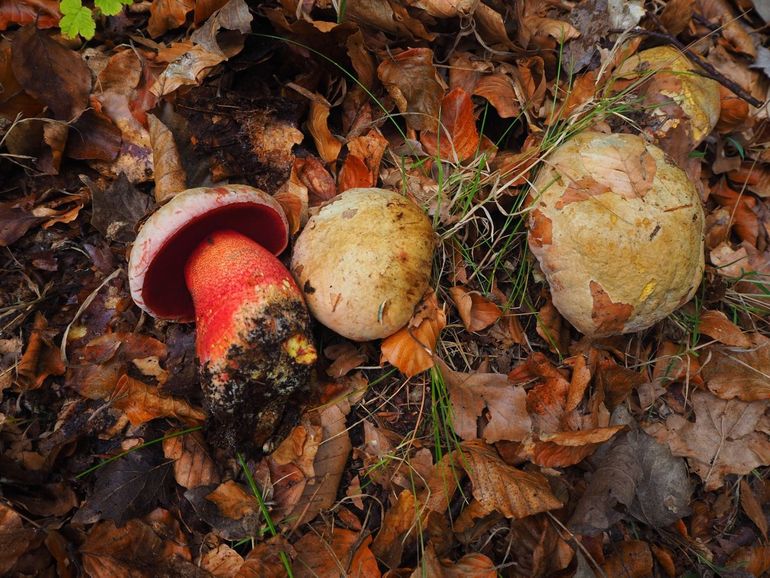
[1,0,770,576]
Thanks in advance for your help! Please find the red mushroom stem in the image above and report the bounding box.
[183,229,317,449]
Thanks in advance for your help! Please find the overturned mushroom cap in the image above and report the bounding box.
[128,185,288,322]
[528,131,705,337]
[291,188,435,341]
[616,45,720,146]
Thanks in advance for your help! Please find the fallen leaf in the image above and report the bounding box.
[448,286,502,332]
[740,478,768,539]
[421,88,480,162]
[600,540,653,578]
[308,101,342,163]
[378,47,444,131]
[461,440,563,520]
[506,515,574,577]
[295,527,380,578]
[697,309,752,347]
[324,343,367,378]
[294,156,337,205]
[0,502,34,575]
[274,179,308,235]
[371,490,418,569]
[412,543,497,578]
[338,154,372,192]
[111,374,205,427]
[473,72,520,118]
[645,390,770,490]
[437,359,531,443]
[148,114,187,202]
[16,311,65,390]
[80,510,197,578]
[163,430,220,490]
[727,545,770,576]
[346,129,388,182]
[185,481,261,540]
[701,334,770,401]
[569,428,691,535]
[11,25,90,120]
[522,426,625,468]
[239,537,296,578]
[346,0,433,41]
[198,544,244,576]
[659,0,694,36]
[381,291,446,377]
[0,0,60,30]
[74,443,173,525]
[148,0,194,37]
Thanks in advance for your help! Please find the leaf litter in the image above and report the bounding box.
[1,0,770,575]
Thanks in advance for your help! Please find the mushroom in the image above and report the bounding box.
[527,131,705,337]
[616,45,720,148]
[128,185,317,451]
[291,188,435,341]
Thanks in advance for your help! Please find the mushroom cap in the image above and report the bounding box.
[291,188,435,341]
[616,46,720,146]
[527,131,705,337]
[128,185,289,322]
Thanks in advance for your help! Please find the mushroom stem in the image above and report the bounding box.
[184,229,317,449]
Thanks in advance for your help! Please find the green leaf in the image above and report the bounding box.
[59,3,96,39]
[94,0,132,16]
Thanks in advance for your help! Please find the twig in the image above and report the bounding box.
[628,27,765,108]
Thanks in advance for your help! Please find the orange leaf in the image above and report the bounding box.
[338,154,372,192]
[421,87,480,162]
[600,541,653,578]
[702,334,770,401]
[274,179,308,236]
[148,0,194,37]
[162,430,220,490]
[380,291,446,377]
[347,128,389,182]
[296,527,380,578]
[740,479,768,539]
[727,545,770,576]
[524,426,626,467]
[16,311,64,390]
[111,374,205,426]
[371,490,417,569]
[449,286,502,332]
[698,309,751,347]
[293,156,336,205]
[205,480,258,520]
[199,544,244,576]
[308,101,342,163]
[473,73,519,118]
[461,440,563,519]
[0,503,34,574]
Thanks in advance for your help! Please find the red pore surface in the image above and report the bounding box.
[184,229,301,364]
[141,203,287,321]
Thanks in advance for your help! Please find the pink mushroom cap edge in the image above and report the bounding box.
[128,185,289,323]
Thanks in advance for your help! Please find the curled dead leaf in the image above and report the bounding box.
[308,101,342,164]
[162,430,220,490]
[421,88,480,162]
[16,311,64,390]
[449,286,502,332]
[148,114,187,203]
[111,374,205,427]
[380,291,446,377]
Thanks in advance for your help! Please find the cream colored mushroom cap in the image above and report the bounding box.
[291,188,435,341]
[528,131,705,337]
[616,45,720,145]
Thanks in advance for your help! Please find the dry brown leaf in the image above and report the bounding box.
[727,545,770,576]
[308,100,342,163]
[421,88,480,162]
[448,286,502,332]
[740,479,768,539]
[287,402,352,527]
[659,0,694,35]
[507,515,574,577]
[522,426,626,468]
[112,375,205,426]
[536,297,570,355]
[148,0,194,37]
[381,291,446,377]
[412,543,497,578]
[701,334,770,401]
[697,309,752,347]
[378,47,444,131]
[473,73,520,118]
[600,540,653,578]
[147,114,187,203]
[412,0,475,18]
[371,490,418,569]
[646,390,770,489]
[294,528,379,578]
[565,354,591,412]
[16,311,64,390]
[199,544,244,577]
[293,156,337,205]
[238,537,295,578]
[345,0,434,40]
[205,480,259,520]
[162,430,220,490]
[324,343,367,378]
[437,359,531,443]
[461,441,563,519]
[0,502,34,574]
[274,179,308,236]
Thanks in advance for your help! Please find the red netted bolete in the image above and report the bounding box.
[527,131,705,337]
[128,185,317,451]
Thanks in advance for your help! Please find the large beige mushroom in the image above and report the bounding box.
[616,45,720,148]
[291,188,435,341]
[528,131,705,337]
